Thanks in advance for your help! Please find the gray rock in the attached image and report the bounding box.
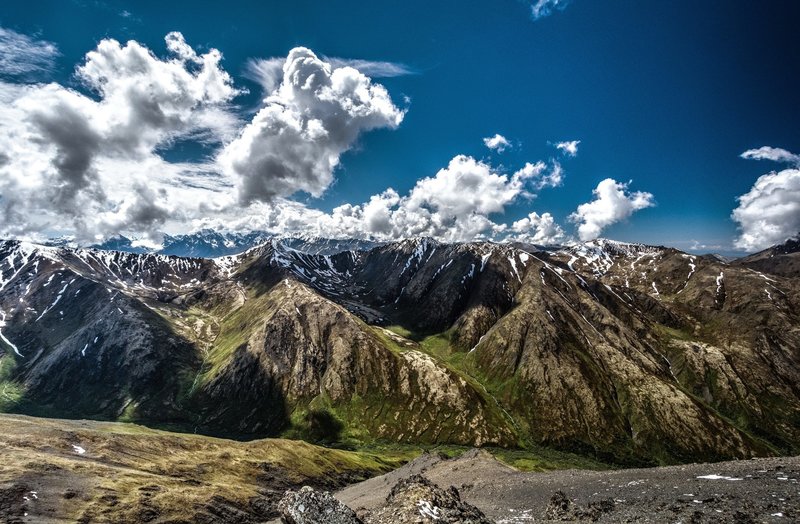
[279,486,362,524]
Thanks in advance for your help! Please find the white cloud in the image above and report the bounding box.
[220,47,405,203]
[513,161,564,190]
[483,133,511,152]
[740,146,800,166]
[570,178,655,241]
[530,0,573,20]
[555,139,580,157]
[733,147,800,251]
[512,212,565,244]
[0,27,59,79]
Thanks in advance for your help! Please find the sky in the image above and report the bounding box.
[0,0,798,254]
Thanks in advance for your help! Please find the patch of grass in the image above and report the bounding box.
[653,323,695,342]
[419,332,451,357]
[384,324,414,339]
[352,441,611,472]
[0,356,24,411]
[490,445,612,472]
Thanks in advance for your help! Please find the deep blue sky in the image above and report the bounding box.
[2,0,799,253]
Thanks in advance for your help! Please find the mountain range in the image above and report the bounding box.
[0,233,799,466]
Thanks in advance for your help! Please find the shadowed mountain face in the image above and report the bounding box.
[0,237,798,464]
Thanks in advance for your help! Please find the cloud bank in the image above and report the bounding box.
[733,147,800,251]
[195,155,567,244]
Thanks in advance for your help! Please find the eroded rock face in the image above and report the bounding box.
[364,474,493,524]
[278,486,362,524]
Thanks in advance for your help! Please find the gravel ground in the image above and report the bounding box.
[335,450,800,523]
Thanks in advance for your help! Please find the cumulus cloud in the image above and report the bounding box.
[570,178,655,241]
[220,47,405,203]
[733,147,800,251]
[483,133,510,152]
[530,0,573,20]
[0,26,59,79]
[0,32,241,241]
[740,146,800,166]
[555,140,580,156]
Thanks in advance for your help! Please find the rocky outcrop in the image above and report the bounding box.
[278,486,362,524]
[362,475,493,524]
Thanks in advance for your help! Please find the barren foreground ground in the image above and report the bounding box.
[0,413,797,523]
[336,450,800,523]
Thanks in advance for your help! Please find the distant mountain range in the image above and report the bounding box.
[90,230,384,258]
[0,234,799,465]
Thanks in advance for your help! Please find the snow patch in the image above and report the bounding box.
[0,310,23,357]
[480,252,491,272]
[696,474,742,481]
[508,256,522,282]
[35,278,75,322]
[417,499,441,520]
